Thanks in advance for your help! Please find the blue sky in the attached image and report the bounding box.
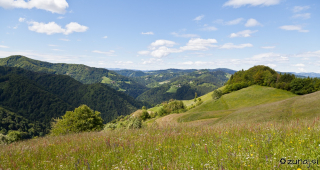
[0,0,319,72]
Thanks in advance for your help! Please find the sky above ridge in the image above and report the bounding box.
[0,0,319,72]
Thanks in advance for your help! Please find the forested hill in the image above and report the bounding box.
[136,70,230,104]
[0,66,146,137]
[0,55,148,98]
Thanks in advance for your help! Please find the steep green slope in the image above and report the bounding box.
[0,55,148,98]
[136,70,230,104]
[179,85,297,122]
[0,66,146,136]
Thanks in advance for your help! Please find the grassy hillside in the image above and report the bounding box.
[1,119,320,169]
[0,55,148,98]
[178,85,297,122]
[0,66,146,136]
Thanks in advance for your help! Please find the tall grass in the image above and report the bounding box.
[1,118,320,169]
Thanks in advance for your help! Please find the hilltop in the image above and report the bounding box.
[0,56,148,98]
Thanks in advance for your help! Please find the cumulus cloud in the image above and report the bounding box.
[150,40,176,48]
[229,30,258,38]
[0,0,69,14]
[0,45,9,48]
[225,18,244,25]
[171,32,199,38]
[28,21,88,35]
[292,6,310,13]
[92,50,116,56]
[220,43,253,49]
[150,46,182,58]
[141,32,154,35]
[292,13,311,19]
[19,17,25,22]
[180,38,218,51]
[140,38,218,58]
[223,0,281,8]
[193,15,204,21]
[102,36,108,39]
[297,67,306,72]
[251,53,288,62]
[261,46,275,49]
[266,64,276,68]
[138,51,150,55]
[279,25,308,33]
[245,18,262,27]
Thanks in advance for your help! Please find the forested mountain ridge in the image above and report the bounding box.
[136,70,230,104]
[0,55,148,98]
[0,66,146,137]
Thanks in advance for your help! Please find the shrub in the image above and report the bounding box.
[140,110,151,121]
[212,89,222,100]
[50,105,104,136]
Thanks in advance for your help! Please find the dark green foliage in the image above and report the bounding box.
[162,100,186,114]
[140,110,150,121]
[224,65,320,95]
[0,55,148,98]
[50,105,103,136]
[105,115,142,130]
[0,66,146,137]
[0,130,25,144]
[212,89,222,100]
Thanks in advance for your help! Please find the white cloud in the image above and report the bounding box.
[57,16,64,19]
[142,58,163,65]
[293,6,310,13]
[279,25,309,33]
[220,43,253,49]
[251,53,288,61]
[298,67,306,72]
[223,0,281,8]
[141,32,154,35]
[48,44,58,47]
[225,18,243,25]
[115,61,133,65]
[295,50,320,58]
[150,40,176,48]
[229,30,258,38]
[293,64,305,67]
[19,17,25,22]
[171,32,199,38]
[92,50,116,56]
[64,22,88,35]
[0,0,69,14]
[140,38,218,58]
[0,45,9,48]
[150,46,182,58]
[103,36,108,39]
[292,13,311,19]
[28,21,88,35]
[180,38,218,51]
[138,51,150,55]
[59,38,70,41]
[179,61,214,66]
[200,26,218,31]
[266,64,276,68]
[261,46,275,49]
[193,15,204,21]
[245,18,262,27]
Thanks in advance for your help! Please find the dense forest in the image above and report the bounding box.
[137,70,230,104]
[0,55,148,98]
[0,66,147,137]
[224,65,320,95]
